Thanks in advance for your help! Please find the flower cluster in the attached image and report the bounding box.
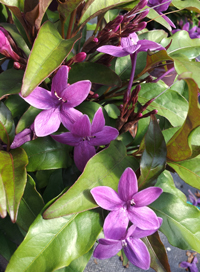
[172,21,200,39]
[91,167,163,269]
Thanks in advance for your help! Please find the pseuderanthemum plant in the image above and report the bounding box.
[1,0,200,271]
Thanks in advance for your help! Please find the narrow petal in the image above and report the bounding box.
[97,45,129,57]
[90,126,119,146]
[118,168,138,202]
[160,14,176,28]
[51,66,69,99]
[134,187,163,206]
[74,141,95,171]
[91,187,124,211]
[91,108,105,134]
[137,40,165,52]
[20,87,57,109]
[61,80,91,107]
[103,209,129,240]
[183,22,190,31]
[34,108,61,137]
[128,206,160,230]
[52,132,81,146]
[179,261,191,268]
[93,239,122,259]
[10,128,32,149]
[71,115,91,137]
[124,237,150,270]
[60,106,83,130]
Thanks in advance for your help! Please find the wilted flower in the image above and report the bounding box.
[91,168,162,237]
[52,108,119,171]
[20,66,91,137]
[179,256,198,272]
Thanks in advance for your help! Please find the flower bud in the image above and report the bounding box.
[93,37,99,43]
[0,28,20,61]
[75,52,87,62]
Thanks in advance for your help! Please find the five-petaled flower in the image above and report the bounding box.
[91,168,162,238]
[52,108,119,171]
[20,65,91,137]
[94,220,162,270]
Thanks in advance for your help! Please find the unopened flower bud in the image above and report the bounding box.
[93,37,99,42]
[0,28,20,61]
[75,52,87,62]
[137,0,148,10]
[13,62,26,70]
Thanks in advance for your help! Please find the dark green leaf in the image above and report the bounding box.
[0,102,15,146]
[4,95,29,119]
[0,230,17,261]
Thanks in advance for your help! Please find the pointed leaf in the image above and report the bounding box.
[43,140,139,219]
[147,8,172,31]
[6,210,102,272]
[21,21,80,97]
[22,136,72,171]
[16,106,41,133]
[57,0,83,22]
[138,115,167,189]
[0,102,15,146]
[172,0,200,13]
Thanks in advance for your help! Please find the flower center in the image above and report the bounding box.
[130,199,135,206]
[121,240,127,248]
[82,136,96,141]
[54,92,67,103]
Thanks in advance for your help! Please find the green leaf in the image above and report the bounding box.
[0,148,28,222]
[138,30,168,43]
[0,69,23,99]
[150,192,200,251]
[0,230,17,261]
[142,232,171,272]
[0,0,23,8]
[147,8,172,31]
[17,175,44,232]
[43,140,139,219]
[168,155,200,190]
[138,115,167,189]
[104,104,120,119]
[21,21,81,97]
[4,95,29,119]
[57,0,83,22]
[0,102,15,146]
[22,137,72,172]
[172,0,200,13]
[68,62,121,87]
[6,210,102,272]
[162,127,180,144]
[161,31,200,60]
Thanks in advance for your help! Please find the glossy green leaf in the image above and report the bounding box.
[21,21,80,97]
[162,127,180,144]
[138,82,188,127]
[35,170,55,189]
[4,95,29,119]
[168,156,200,190]
[68,62,121,87]
[151,192,200,251]
[161,31,200,60]
[104,104,120,119]
[172,0,200,13]
[139,30,168,43]
[22,137,72,172]
[0,102,15,146]
[147,8,172,31]
[0,148,28,222]
[16,106,41,133]
[43,140,139,219]
[0,230,17,261]
[6,210,102,272]
[142,232,171,272]
[138,115,167,189]
[17,175,44,232]
[0,69,23,99]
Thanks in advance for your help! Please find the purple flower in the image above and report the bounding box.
[94,221,162,270]
[10,124,35,149]
[20,66,91,137]
[172,22,200,39]
[0,27,20,61]
[188,190,200,207]
[180,256,198,272]
[148,0,175,28]
[52,108,119,171]
[91,168,162,236]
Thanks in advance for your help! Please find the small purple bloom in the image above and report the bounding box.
[52,108,119,171]
[172,22,200,39]
[0,27,20,61]
[180,256,199,272]
[91,168,163,235]
[20,66,91,137]
[94,221,162,270]
[10,124,35,149]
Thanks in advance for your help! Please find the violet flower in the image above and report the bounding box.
[0,27,20,61]
[94,221,162,270]
[10,124,35,149]
[52,108,119,171]
[172,22,200,39]
[180,256,199,272]
[188,190,200,207]
[91,168,162,236]
[148,0,176,28]
[20,66,91,137]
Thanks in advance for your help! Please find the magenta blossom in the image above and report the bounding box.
[0,27,20,61]
[91,168,162,235]
[52,108,119,171]
[10,124,35,149]
[94,221,162,270]
[20,66,91,137]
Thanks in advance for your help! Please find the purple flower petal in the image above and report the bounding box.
[10,128,32,149]
[51,66,69,99]
[61,80,91,107]
[20,87,57,109]
[183,22,190,31]
[90,126,119,146]
[160,13,176,28]
[103,209,129,240]
[179,261,192,268]
[118,168,138,202]
[52,132,81,146]
[74,141,95,171]
[93,239,122,259]
[34,108,61,137]
[71,115,91,137]
[124,237,150,270]
[91,108,105,134]
[137,40,165,52]
[97,45,130,57]
[134,187,163,206]
[91,187,124,211]
[60,106,83,130]
[121,33,141,54]
[128,206,160,230]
